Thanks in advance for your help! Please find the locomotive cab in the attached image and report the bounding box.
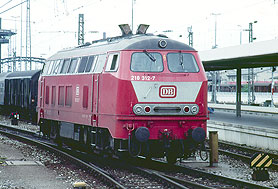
[115,46,208,162]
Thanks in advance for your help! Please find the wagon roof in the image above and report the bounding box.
[0,72,10,82]
[6,70,41,79]
[48,34,196,60]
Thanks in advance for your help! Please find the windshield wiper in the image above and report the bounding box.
[143,50,156,62]
[179,51,185,70]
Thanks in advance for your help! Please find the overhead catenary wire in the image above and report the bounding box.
[0,0,26,15]
[168,0,270,33]
[0,0,13,9]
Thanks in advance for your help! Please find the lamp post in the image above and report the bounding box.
[211,13,221,103]
[271,67,276,107]
[237,25,242,45]
[244,21,257,104]
[11,16,19,72]
[251,21,257,104]
[211,13,221,49]
[131,0,135,33]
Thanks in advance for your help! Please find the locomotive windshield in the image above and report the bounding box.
[167,53,199,73]
[131,52,163,72]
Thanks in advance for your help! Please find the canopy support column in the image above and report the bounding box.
[236,68,241,117]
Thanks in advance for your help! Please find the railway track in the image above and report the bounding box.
[0,123,210,188]
[60,143,193,188]
[218,141,278,170]
[130,157,274,189]
[0,126,213,188]
[0,128,125,188]
[0,123,276,188]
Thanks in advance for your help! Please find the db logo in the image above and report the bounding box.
[159,85,177,98]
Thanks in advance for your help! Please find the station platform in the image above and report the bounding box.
[208,103,278,114]
[0,135,72,188]
[207,103,278,152]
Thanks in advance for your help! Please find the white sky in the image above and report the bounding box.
[1,0,278,59]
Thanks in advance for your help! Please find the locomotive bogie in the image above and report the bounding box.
[39,118,205,161]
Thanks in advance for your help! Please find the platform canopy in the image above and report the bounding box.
[0,29,16,44]
[199,39,278,71]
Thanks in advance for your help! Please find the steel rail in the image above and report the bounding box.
[162,173,214,189]
[134,166,189,189]
[218,141,278,170]
[173,161,274,189]
[144,158,274,189]
[0,123,225,188]
[0,123,275,188]
[0,128,126,189]
[0,124,196,188]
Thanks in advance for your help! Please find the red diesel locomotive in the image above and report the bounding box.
[38,25,208,163]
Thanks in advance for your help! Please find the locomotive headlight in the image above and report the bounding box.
[191,105,199,114]
[134,105,143,114]
[158,39,167,48]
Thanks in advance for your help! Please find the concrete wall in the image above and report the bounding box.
[207,121,278,152]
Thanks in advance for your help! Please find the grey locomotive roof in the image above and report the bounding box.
[6,70,41,79]
[48,34,196,60]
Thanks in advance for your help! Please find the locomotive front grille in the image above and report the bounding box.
[133,104,199,116]
[153,107,181,113]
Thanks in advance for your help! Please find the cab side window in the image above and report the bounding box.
[105,53,119,72]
